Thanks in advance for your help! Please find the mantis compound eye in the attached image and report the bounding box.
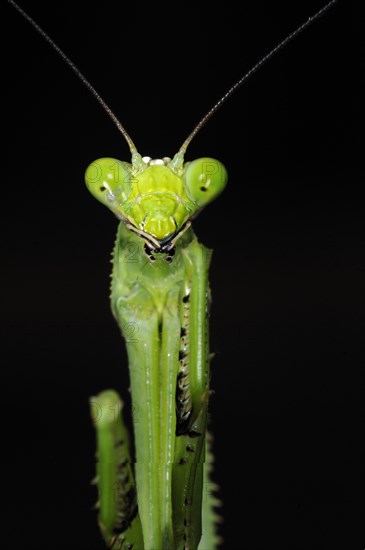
[184,157,227,208]
[85,157,133,211]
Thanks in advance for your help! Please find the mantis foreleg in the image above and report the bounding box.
[90,390,143,548]
[106,223,214,549]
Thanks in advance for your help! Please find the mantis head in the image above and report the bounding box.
[85,152,227,250]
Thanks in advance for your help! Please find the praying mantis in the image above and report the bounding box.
[7,1,340,549]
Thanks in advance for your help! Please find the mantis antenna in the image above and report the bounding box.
[8,0,138,154]
[9,0,338,157]
[178,0,338,154]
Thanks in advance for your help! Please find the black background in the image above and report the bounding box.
[3,1,362,549]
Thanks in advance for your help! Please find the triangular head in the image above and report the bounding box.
[85,152,228,253]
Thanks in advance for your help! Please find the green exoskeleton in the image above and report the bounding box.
[87,151,226,550]
[88,152,225,549]
[9,0,338,548]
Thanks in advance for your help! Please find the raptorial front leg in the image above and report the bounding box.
[172,240,213,550]
[90,390,143,549]
[112,283,165,550]
[160,283,187,548]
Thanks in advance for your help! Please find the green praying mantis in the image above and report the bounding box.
[9,1,338,548]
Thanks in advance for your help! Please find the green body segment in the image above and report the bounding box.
[90,390,143,548]
[87,154,227,549]
[111,223,212,549]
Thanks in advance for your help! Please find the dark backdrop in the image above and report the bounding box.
[4,1,362,549]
